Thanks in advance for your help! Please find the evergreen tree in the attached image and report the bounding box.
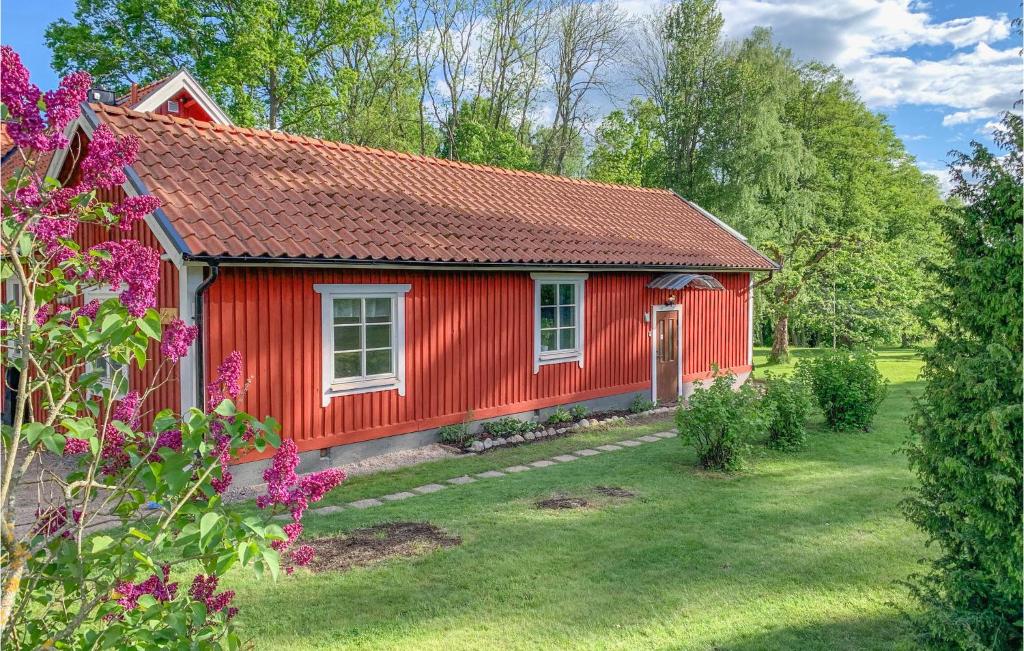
[902,112,1023,650]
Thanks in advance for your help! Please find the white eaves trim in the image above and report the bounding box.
[44,113,186,268]
[133,70,234,126]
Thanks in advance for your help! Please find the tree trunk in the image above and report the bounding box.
[769,314,789,363]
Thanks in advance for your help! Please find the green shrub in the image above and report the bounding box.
[569,405,587,421]
[546,407,573,426]
[629,395,656,414]
[760,374,812,450]
[438,423,472,447]
[481,416,534,438]
[796,349,887,431]
[675,373,762,472]
[901,114,1022,649]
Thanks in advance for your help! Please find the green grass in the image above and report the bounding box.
[225,348,928,650]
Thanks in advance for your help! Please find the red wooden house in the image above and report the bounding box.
[5,73,777,474]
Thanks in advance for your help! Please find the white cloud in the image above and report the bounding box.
[849,44,1019,117]
[899,133,929,141]
[715,0,1010,65]
[613,0,1018,129]
[920,165,953,196]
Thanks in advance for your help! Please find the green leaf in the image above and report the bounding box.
[90,535,114,553]
[139,309,162,340]
[199,511,221,548]
[213,400,236,417]
[22,423,54,446]
[41,431,65,455]
[261,547,280,581]
[128,528,153,542]
[162,453,190,494]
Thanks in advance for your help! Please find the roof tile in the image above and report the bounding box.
[90,104,776,270]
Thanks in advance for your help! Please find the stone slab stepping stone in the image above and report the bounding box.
[574,449,601,457]
[475,470,506,479]
[412,483,446,494]
[505,465,532,473]
[313,505,345,515]
[551,454,579,463]
[271,513,292,521]
[637,435,662,443]
[349,498,384,509]
[381,491,417,502]
[652,431,677,438]
[447,475,477,485]
[596,444,624,451]
[530,459,556,468]
[618,439,643,447]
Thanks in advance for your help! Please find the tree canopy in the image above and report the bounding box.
[46,0,949,354]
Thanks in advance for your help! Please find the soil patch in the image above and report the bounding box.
[305,522,460,573]
[593,486,635,498]
[536,496,590,510]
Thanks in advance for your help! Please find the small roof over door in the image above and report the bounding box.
[647,273,725,290]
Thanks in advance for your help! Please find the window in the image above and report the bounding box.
[531,273,586,372]
[314,284,410,404]
[83,288,128,395]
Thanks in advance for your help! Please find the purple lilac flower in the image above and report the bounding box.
[160,318,198,363]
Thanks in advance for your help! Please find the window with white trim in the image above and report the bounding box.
[84,288,128,395]
[314,284,410,404]
[532,273,586,372]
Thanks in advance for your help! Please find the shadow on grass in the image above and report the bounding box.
[721,611,916,651]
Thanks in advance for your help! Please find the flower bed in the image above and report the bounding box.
[460,406,675,453]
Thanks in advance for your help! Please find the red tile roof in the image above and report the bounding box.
[1,124,56,184]
[91,104,777,270]
[116,75,172,109]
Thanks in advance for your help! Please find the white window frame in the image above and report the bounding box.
[83,287,128,395]
[531,273,587,373]
[314,283,410,405]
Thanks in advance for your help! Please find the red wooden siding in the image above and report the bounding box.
[204,267,751,455]
[69,184,181,427]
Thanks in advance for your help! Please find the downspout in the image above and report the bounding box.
[193,263,220,408]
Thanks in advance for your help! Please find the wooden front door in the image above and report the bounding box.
[655,309,680,403]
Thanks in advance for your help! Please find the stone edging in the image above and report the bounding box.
[465,406,677,453]
[284,429,679,519]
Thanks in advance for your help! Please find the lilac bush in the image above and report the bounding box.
[0,46,344,648]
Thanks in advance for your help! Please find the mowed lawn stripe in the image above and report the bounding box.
[226,349,927,651]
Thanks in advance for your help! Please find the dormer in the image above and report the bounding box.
[113,69,232,125]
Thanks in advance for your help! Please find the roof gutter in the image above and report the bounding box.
[180,253,777,274]
[193,263,220,408]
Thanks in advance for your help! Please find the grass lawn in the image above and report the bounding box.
[224,348,928,650]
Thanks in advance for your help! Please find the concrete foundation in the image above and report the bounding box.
[231,387,649,488]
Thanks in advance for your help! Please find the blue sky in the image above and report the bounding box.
[3,0,1019,191]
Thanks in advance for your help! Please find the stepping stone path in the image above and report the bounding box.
[308,429,678,514]
[476,470,506,479]
[381,491,416,502]
[349,498,384,509]
[316,505,346,515]
[412,484,446,494]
